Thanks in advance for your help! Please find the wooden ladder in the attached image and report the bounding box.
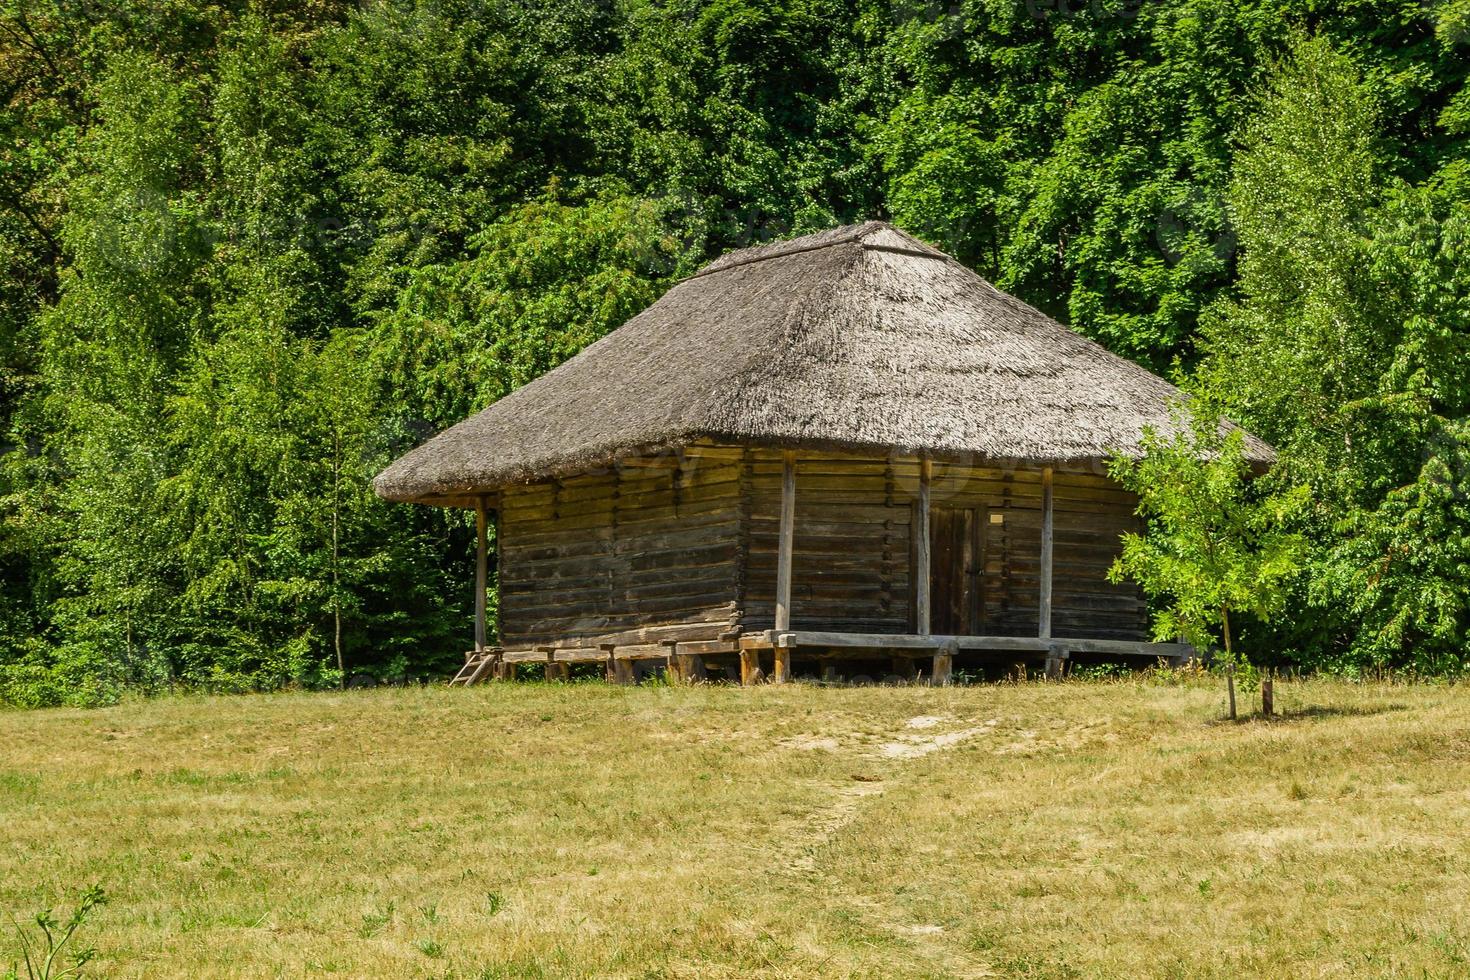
[451,648,498,686]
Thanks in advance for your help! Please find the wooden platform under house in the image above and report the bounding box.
[374,222,1274,685]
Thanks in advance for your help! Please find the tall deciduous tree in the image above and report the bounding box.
[1198,35,1470,673]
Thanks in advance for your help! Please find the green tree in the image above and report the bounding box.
[1198,36,1470,672]
[1109,407,1307,718]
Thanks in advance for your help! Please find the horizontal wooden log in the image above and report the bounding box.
[612,643,674,661]
[552,647,610,663]
[509,590,736,619]
[501,649,551,664]
[674,639,739,656]
[776,631,946,650]
[504,620,738,650]
[740,630,1189,659]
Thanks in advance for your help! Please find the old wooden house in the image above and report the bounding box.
[374,222,1272,684]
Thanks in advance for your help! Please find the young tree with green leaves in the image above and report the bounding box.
[1109,407,1307,718]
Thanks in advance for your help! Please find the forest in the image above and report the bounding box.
[1,0,1468,705]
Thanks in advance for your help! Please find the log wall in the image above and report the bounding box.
[497,443,1148,650]
[737,448,1147,641]
[497,446,744,648]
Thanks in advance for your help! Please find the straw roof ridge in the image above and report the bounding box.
[375,221,1273,504]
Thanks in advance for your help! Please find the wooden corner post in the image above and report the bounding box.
[1040,467,1059,678]
[1039,467,1054,640]
[771,450,797,684]
[474,495,489,652]
[775,451,796,634]
[916,457,932,635]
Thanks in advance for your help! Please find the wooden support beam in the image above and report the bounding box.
[545,662,570,682]
[916,457,932,635]
[931,642,955,687]
[674,639,739,657]
[553,647,610,663]
[740,648,763,686]
[474,496,489,651]
[772,642,792,684]
[775,450,797,633]
[774,630,944,650]
[1039,466,1054,641]
[612,643,675,661]
[743,630,1188,659]
[673,654,708,683]
[609,658,635,685]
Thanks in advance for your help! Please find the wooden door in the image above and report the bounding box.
[929,507,980,635]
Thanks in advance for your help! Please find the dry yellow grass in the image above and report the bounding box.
[3,676,1469,978]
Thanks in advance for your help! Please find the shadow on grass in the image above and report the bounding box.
[1205,702,1411,727]
[1273,702,1411,721]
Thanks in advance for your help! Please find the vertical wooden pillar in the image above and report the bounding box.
[915,457,932,635]
[678,654,707,683]
[1039,467,1054,640]
[772,644,792,684]
[775,451,797,633]
[474,496,489,652]
[609,654,635,686]
[740,648,763,686]
[931,641,955,686]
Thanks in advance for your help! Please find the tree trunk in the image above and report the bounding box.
[1222,605,1237,722]
[1262,671,1274,717]
[332,437,344,688]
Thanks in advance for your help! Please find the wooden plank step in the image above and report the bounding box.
[450,648,501,686]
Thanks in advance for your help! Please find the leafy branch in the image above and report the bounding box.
[5,886,106,980]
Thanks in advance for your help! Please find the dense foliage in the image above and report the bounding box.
[1,0,1467,703]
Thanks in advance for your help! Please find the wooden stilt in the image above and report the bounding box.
[674,654,707,683]
[772,644,791,684]
[610,658,635,686]
[1039,467,1054,641]
[545,662,569,683]
[931,643,954,686]
[916,457,932,635]
[740,649,763,686]
[1044,645,1065,680]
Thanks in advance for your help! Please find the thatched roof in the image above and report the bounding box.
[376,221,1273,505]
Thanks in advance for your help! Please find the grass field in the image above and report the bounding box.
[3,675,1470,978]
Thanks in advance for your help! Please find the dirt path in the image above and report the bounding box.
[768,712,1000,977]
